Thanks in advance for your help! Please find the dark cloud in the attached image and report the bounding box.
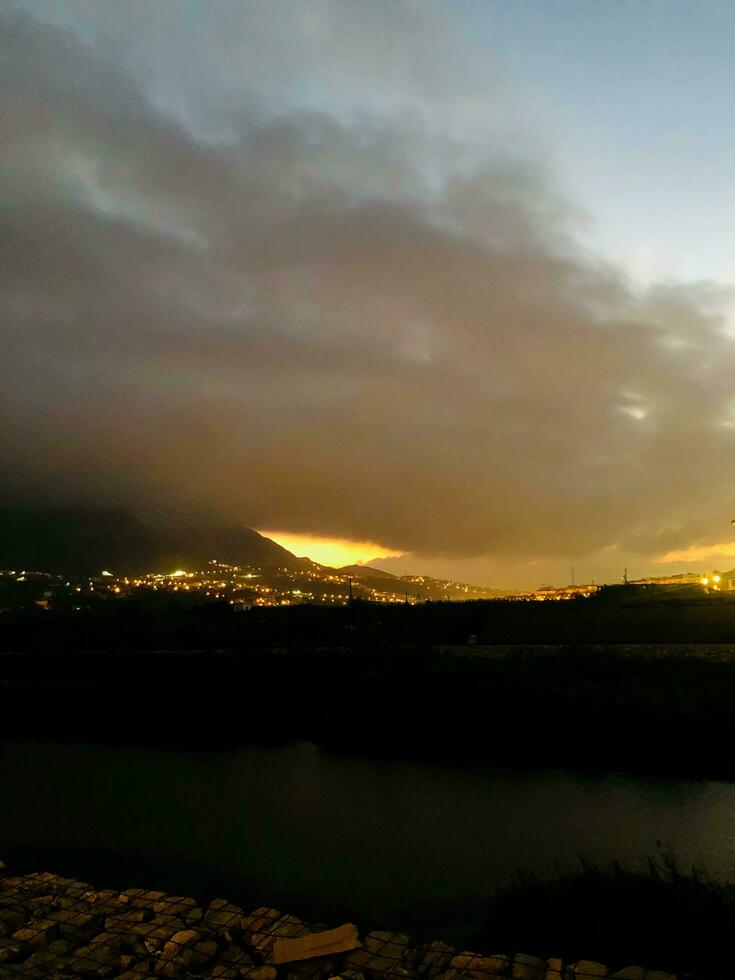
[2,3,734,585]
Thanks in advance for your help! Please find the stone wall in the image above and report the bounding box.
[0,862,678,980]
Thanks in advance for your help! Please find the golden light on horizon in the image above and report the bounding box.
[655,541,735,564]
[258,530,402,568]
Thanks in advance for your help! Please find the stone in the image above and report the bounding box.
[2,876,25,888]
[162,927,200,949]
[27,892,56,910]
[0,942,25,965]
[344,949,375,969]
[207,902,247,930]
[211,898,237,910]
[118,888,147,904]
[106,907,153,926]
[376,941,413,962]
[545,957,563,980]
[361,955,418,979]
[140,920,189,953]
[11,918,60,945]
[569,960,609,980]
[272,913,309,941]
[611,970,645,980]
[48,938,75,955]
[643,973,677,980]
[0,908,25,934]
[155,950,196,977]
[513,952,546,980]
[154,893,197,914]
[59,909,103,936]
[241,907,282,936]
[434,969,464,980]
[126,959,154,975]
[90,930,125,948]
[71,941,120,976]
[569,963,608,978]
[415,941,454,979]
[369,931,412,945]
[211,968,241,980]
[242,967,278,980]
[18,947,69,972]
[154,928,205,977]
[85,889,118,905]
[222,942,254,965]
[120,937,151,959]
[450,951,509,977]
[58,895,86,910]
[196,939,219,958]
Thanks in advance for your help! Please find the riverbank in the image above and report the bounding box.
[0,862,679,979]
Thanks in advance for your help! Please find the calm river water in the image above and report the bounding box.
[2,738,735,940]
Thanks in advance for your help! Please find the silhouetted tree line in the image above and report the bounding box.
[4,585,735,651]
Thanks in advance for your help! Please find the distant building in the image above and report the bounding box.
[720,570,735,591]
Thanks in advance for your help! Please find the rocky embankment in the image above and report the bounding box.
[0,863,680,980]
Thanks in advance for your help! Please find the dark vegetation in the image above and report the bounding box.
[392,852,735,978]
[3,590,735,777]
[4,583,735,649]
[477,851,735,979]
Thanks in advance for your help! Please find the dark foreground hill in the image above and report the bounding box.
[0,508,302,575]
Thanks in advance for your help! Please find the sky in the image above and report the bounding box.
[2,0,735,587]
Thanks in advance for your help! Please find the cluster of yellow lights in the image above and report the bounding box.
[701,574,721,586]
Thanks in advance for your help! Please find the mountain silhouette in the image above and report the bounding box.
[338,564,397,579]
[0,508,302,575]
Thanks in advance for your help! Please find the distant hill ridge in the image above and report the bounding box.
[0,508,510,597]
[0,508,303,575]
[337,563,397,579]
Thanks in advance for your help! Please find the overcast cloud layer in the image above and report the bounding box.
[2,1,734,586]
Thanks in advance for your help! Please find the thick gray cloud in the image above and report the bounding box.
[2,2,734,586]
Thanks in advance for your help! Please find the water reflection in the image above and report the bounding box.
[3,737,735,929]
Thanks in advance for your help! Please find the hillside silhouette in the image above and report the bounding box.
[0,508,303,575]
[338,564,397,579]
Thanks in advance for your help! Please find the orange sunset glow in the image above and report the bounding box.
[258,531,402,568]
